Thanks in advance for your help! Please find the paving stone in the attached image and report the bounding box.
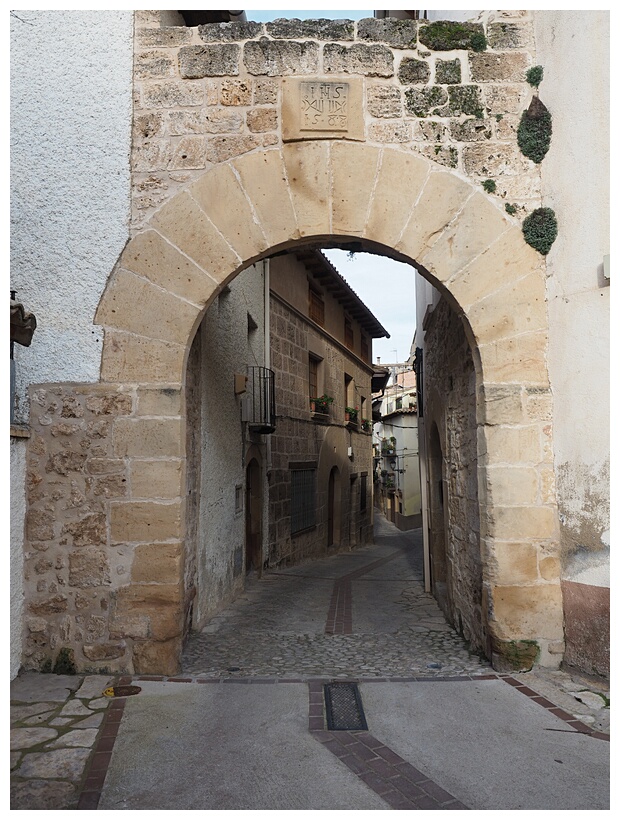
[15,747,92,780]
[87,697,110,710]
[10,779,78,811]
[11,675,81,703]
[11,727,58,750]
[72,712,105,729]
[21,710,56,726]
[11,702,60,722]
[75,675,114,699]
[59,701,93,717]
[48,728,100,748]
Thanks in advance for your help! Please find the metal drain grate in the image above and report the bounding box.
[324,683,368,731]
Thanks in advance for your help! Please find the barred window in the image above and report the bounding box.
[291,468,316,534]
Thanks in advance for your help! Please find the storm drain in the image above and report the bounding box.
[324,683,368,731]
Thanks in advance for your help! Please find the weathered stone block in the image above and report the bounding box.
[282,141,330,237]
[435,58,461,84]
[85,394,133,416]
[110,501,181,543]
[368,121,411,143]
[151,190,241,278]
[447,85,484,117]
[478,384,524,425]
[487,21,533,50]
[419,20,485,51]
[179,44,240,78]
[134,50,177,80]
[45,451,87,476]
[28,595,68,616]
[141,81,204,108]
[467,271,547,344]
[232,149,300,247]
[137,386,182,417]
[367,84,402,118]
[206,134,261,163]
[464,142,533,180]
[119,230,218,306]
[247,107,278,132]
[130,460,183,500]
[266,18,354,40]
[490,636,540,672]
[68,549,110,588]
[136,27,191,48]
[487,505,557,541]
[100,332,186,385]
[132,636,182,676]
[357,17,417,48]
[404,86,447,117]
[244,39,319,76]
[485,466,538,506]
[62,513,106,547]
[479,332,549,385]
[484,84,528,115]
[27,509,55,542]
[331,142,381,235]
[481,424,541,466]
[198,21,263,41]
[92,475,128,499]
[220,79,252,105]
[398,57,430,84]
[96,268,201,345]
[417,120,448,141]
[324,43,393,77]
[450,118,492,141]
[113,418,182,459]
[82,642,126,662]
[254,79,278,104]
[470,52,529,82]
[131,543,183,583]
[281,77,364,142]
[491,582,563,640]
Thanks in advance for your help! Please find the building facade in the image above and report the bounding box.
[10,10,609,678]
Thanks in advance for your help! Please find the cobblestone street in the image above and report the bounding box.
[182,514,491,678]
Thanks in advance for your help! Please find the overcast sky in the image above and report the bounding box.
[245,9,373,22]
[323,250,417,365]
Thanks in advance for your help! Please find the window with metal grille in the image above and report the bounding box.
[291,468,316,534]
[309,288,324,326]
[344,318,354,350]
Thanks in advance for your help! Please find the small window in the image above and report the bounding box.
[309,288,324,326]
[309,355,319,402]
[361,335,369,363]
[291,468,316,534]
[344,318,354,350]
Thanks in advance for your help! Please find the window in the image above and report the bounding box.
[309,288,324,326]
[291,467,316,534]
[360,474,367,513]
[344,318,354,350]
[309,355,319,401]
[361,335,369,363]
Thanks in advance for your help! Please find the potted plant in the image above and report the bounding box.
[361,418,372,433]
[311,394,333,415]
[345,406,359,423]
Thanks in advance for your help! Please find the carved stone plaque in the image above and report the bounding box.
[300,81,349,131]
[282,77,363,142]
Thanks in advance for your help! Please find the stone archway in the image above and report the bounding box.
[95,141,562,674]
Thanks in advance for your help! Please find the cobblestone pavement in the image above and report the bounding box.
[182,515,491,678]
[11,514,610,809]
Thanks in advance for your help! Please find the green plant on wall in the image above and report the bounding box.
[517,96,552,163]
[526,65,544,88]
[522,207,558,255]
[419,20,487,52]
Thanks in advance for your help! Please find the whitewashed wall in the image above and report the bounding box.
[10,10,134,421]
[535,11,610,585]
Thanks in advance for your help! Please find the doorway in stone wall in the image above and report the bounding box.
[245,457,262,574]
[327,466,341,548]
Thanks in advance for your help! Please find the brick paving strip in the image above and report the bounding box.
[71,673,609,810]
[324,552,402,634]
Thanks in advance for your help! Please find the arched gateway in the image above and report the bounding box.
[94,141,562,675]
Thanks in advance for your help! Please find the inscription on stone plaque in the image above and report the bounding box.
[300,81,349,131]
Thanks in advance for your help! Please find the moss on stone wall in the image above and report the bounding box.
[419,20,487,52]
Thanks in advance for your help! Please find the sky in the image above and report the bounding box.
[245,8,375,22]
[323,250,417,365]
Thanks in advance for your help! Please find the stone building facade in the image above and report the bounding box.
[10,10,609,678]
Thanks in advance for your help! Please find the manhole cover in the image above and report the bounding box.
[324,683,368,731]
[103,685,142,698]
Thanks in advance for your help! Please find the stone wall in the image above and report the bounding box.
[423,298,484,653]
[131,10,540,232]
[268,293,373,566]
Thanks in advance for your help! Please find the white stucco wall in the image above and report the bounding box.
[10,439,27,679]
[10,10,134,422]
[534,11,610,585]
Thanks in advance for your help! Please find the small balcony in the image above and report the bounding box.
[245,366,276,434]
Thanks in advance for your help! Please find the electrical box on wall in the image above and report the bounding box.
[348,447,353,460]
